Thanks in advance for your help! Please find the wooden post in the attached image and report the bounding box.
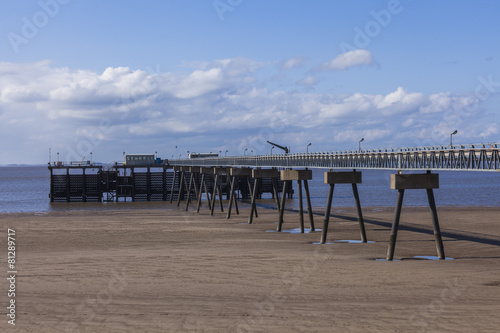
[352,183,367,243]
[298,180,304,233]
[176,170,184,207]
[303,179,315,231]
[321,184,335,244]
[427,188,445,259]
[277,180,288,232]
[169,169,177,203]
[146,167,151,201]
[66,168,70,202]
[227,176,236,219]
[185,172,194,211]
[271,177,280,210]
[82,168,87,203]
[210,174,218,216]
[248,178,259,224]
[387,189,404,261]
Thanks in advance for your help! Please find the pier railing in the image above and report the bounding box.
[169,144,500,172]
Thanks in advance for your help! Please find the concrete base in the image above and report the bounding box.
[324,171,362,184]
[201,167,213,174]
[230,167,253,177]
[281,169,312,181]
[253,168,279,178]
[189,166,202,173]
[391,173,439,190]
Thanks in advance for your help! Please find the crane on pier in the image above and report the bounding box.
[266,141,289,155]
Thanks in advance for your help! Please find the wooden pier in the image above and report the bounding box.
[48,163,291,203]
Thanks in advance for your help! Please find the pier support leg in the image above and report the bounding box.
[210,174,218,216]
[271,177,280,210]
[204,177,212,211]
[321,184,335,244]
[169,170,176,203]
[277,181,288,232]
[352,183,367,243]
[248,178,259,224]
[227,176,236,219]
[304,179,315,231]
[196,173,205,213]
[185,173,194,211]
[427,189,446,259]
[234,184,239,215]
[247,178,258,218]
[298,180,304,233]
[176,171,185,207]
[387,189,405,261]
[218,183,224,212]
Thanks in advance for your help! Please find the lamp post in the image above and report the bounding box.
[450,130,458,147]
[271,146,275,155]
[244,148,248,156]
[358,138,364,152]
[219,150,222,157]
[187,151,190,158]
[307,143,312,153]
[225,150,228,157]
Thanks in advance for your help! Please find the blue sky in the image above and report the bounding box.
[1,0,499,164]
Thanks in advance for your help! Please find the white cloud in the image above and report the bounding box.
[296,75,318,86]
[0,59,495,164]
[319,49,373,71]
[281,56,307,71]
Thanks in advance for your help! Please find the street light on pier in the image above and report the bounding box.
[307,143,312,153]
[450,130,458,147]
[225,150,228,157]
[271,146,275,155]
[244,148,248,156]
[358,138,364,152]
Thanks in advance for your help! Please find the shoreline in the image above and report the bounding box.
[2,200,500,217]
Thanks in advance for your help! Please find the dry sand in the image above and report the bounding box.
[1,202,499,332]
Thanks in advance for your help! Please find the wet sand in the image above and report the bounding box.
[1,203,499,332]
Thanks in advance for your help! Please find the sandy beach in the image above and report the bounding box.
[1,202,499,332]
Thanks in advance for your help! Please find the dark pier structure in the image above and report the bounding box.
[48,162,291,203]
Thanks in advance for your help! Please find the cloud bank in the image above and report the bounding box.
[0,58,495,164]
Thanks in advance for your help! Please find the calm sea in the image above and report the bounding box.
[0,165,498,214]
